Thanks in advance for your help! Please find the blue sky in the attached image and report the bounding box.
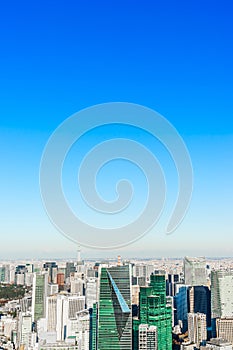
[0,1,233,259]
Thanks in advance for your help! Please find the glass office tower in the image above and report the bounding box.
[94,265,132,350]
[138,273,172,350]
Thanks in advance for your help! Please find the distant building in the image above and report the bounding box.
[65,262,76,280]
[43,262,58,284]
[57,273,65,287]
[85,277,97,309]
[32,272,49,322]
[184,257,207,286]
[166,273,180,297]
[211,270,233,319]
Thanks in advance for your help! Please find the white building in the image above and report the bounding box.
[188,313,207,347]
[25,272,34,287]
[44,294,85,342]
[75,310,89,350]
[211,270,233,318]
[216,318,233,345]
[139,324,157,350]
[0,316,17,339]
[70,276,84,296]
[16,272,25,286]
[18,313,32,349]
[85,278,97,309]
[46,296,57,333]
[48,284,59,296]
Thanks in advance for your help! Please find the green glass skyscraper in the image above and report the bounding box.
[94,265,132,350]
[137,273,172,350]
[32,272,48,322]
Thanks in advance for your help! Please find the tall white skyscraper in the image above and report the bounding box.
[211,270,233,318]
[184,257,207,286]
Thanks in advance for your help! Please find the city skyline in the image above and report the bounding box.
[1,1,233,259]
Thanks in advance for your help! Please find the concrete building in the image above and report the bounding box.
[18,313,32,349]
[202,338,233,350]
[85,277,97,309]
[216,318,233,345]
[188,313,207,347]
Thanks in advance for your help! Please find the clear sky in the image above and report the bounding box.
[0,1,233,259]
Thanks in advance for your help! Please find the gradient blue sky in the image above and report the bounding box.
[0,1,233,259]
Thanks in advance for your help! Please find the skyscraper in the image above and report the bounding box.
[184,257,207,286]
[94,264,132,350]
[188,313,207,347]
[211,270,233,319]
[137,273,172,350]
[189,286,211,338]
[174,286,189,332]
[32,272,49,322]
[43,262,58,284]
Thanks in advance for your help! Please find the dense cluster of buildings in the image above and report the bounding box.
[0,255,233,350]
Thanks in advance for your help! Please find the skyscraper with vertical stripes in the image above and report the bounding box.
[91,264,132,350]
